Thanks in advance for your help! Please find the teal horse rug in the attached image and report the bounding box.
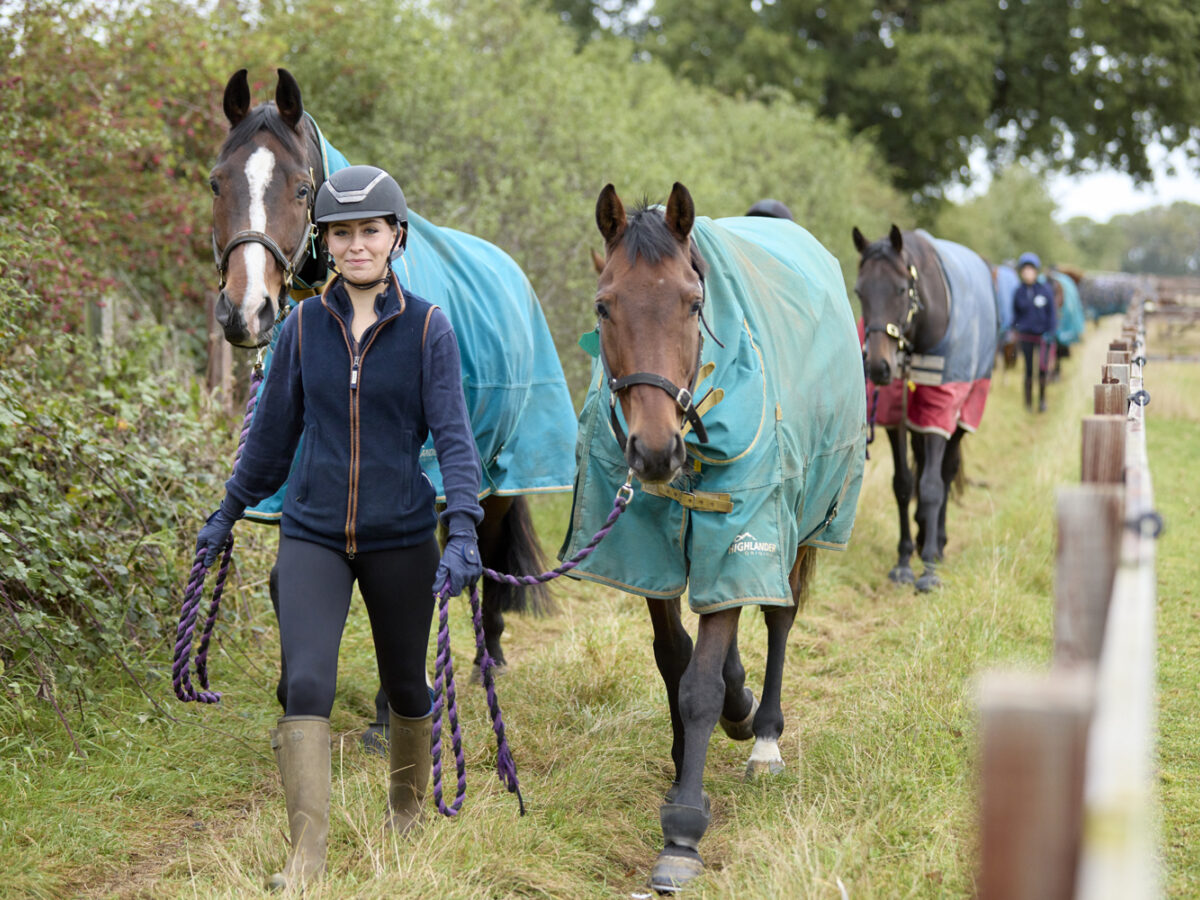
[560,216,866,613]
[863,231,1001,440]
[246,122,576,522]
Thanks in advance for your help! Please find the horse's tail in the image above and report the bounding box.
[490,495,555,616]
[951,444,968,499]
[790,544,819,611]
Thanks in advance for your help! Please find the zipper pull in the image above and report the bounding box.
[350,354,360,389]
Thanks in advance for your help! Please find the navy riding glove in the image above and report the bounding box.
[195,496,244,566]
[434,532,483,596]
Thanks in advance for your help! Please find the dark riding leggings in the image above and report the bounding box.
[1018,336,1052,379]
[275,532,440,719]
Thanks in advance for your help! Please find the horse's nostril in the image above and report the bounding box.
[256,297,276,337]
[215,292,236,329]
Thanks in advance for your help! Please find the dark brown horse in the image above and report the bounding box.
[208,69,551,746]
[591,182,862,891]
[853,225,999,592]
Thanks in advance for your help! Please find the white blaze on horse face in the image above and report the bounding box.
[240,146,276,338]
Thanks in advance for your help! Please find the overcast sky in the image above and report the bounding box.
[1048,146,1200,222]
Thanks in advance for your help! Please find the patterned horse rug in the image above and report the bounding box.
[561,216,866,612]
[247,124,576,521]
[866,231,1001,440]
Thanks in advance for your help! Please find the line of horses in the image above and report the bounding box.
[206,69,1009,892]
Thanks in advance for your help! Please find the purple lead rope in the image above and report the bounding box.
[430,473,634,817]
[172,366,263,704]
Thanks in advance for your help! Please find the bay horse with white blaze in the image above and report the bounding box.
[853,225,1000,592]
[208,69,575,741]
[570,183,865,891]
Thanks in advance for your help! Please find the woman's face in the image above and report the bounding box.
[1019,264,1038,285]
[325,217,400,283]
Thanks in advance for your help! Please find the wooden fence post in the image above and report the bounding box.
[1093,382,1128,415]
[1054,486,1124,666]
[1081,415,1125,484]
[979,669,1094,900]
[1101,363,1130,387]
[206,292,233,414]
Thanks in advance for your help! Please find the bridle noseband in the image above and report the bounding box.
[862,259,923,353]
[596,270,722,452]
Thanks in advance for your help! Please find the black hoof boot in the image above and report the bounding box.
[361,721,388,756]
[650,801,711,893]
[718,687,758,741]
[915,568,942,593]
[888,565,915,585]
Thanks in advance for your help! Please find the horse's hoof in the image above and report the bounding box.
[360,722,388,756]
[469,661,508,685]
[744,737,785,780]
[915,571,942,593]
[718,689,758,741]
[648,849,705,894]
[888,565,915,585]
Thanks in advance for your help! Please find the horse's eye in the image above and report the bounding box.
[209,179,219,197]
[297,184,311,200]
[690,300,703,316]
[594,302,610,321]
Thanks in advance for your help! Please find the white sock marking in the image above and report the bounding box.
[749,737,782,764]
[240,147,276,334]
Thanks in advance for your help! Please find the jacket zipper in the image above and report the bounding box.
[333,313,399,557]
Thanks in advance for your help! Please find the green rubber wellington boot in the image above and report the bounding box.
[387,706,433,833]
[268,716,330,892]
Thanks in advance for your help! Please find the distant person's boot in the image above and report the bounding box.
[1023,376,1033,410]
[387,705,433,833]
[268,716,331,891]
[1038,374,1047,413]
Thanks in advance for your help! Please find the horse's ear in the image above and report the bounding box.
[596,184,627,248]
[852,226,868,255]
[590,248,606,275]
[665,182,695,242]
[889,224,904,254]
[223,68,251,127]
[275,68,304,130]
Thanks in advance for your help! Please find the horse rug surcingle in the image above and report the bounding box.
[246,123,577,522]
[866,231,1001,440]
[560,216,867,613]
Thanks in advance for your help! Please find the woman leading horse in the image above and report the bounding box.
[197,165,484,890]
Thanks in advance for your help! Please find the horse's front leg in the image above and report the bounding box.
[915,433,949,592]
[716,634,756,742]
[650,607,740,892]
[474,495,515,677]
[887,426,915,584]
[646,595,693,786]
[746,549,805,780]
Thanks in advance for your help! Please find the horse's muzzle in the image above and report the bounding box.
[215,290,275,348]
[866,357,893,386]
[626,431,686,484]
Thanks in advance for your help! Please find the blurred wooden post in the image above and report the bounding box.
[1106,350,1131,366]
[206,292,233,413]
[1054,486,1124,666]
[1093,382,1128,415]
[1081,416,1125,484]
[1108,340,1128,352]
[979,670,1094,900]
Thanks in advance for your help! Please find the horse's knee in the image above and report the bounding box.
[679,668,725,725]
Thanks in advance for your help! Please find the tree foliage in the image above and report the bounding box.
[1066,202,1200,275]
[551,0,1200,198]
[932,165,1079,265]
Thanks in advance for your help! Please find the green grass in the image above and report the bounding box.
[3,320,1194,898]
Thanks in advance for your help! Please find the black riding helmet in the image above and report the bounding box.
[314,165,409,259]
[745,199,794,221]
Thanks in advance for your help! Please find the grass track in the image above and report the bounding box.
[4,319,1196,899]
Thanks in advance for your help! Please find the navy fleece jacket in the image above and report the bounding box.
[224,276,484,555]
[1011,281,1058,337]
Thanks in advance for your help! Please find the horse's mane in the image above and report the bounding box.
[217,103,305,162]
[623,201,709,277]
